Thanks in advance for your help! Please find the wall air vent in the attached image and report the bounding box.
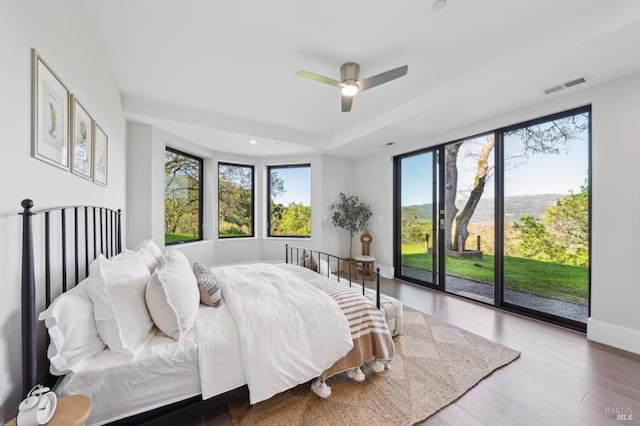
[544,76,587,95]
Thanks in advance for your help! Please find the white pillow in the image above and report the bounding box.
[126,247,160,274]
[87,252,155,356]
[298,250,318,272]
[145,248,199,340]
[38,277,105,375]
[135,239,164,263]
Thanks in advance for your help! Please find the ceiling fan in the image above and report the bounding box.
[296,62,408,112]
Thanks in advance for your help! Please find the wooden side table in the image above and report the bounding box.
[6,395,92,426]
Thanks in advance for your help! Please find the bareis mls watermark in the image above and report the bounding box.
[605,407,633,421]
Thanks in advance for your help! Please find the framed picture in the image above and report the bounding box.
[71,95,93,180]
[31,49,70,170]
[93,123,108,186]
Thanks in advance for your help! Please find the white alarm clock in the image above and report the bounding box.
[17,384,57,426]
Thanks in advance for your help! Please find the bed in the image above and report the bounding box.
[20,200,402,425]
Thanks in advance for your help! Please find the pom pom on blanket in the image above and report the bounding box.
[311,380,331,398]
[372,359,386,373]
[347,366,365,382]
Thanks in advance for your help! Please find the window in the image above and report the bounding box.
[164,148,203,245]
[267,164,311,237]
[218,162,254,238]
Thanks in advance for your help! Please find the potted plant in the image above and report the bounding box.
[331,193,372,261]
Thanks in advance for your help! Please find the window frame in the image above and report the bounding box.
[164,147,204,245]
[267,163,312,238]
[218,161,255,239]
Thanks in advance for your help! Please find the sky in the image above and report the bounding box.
[401,151,435,206]
[401,131,589,206]
[271,166,311,205]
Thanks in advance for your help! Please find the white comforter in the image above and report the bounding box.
[209,263,353,404]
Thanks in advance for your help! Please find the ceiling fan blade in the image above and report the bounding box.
[358,65,408,91]
[341,95,353,112]
[296,71,343,88]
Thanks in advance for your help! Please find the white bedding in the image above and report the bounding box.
[55,303,244,425]
[210,263,353,404]
[196,300,245,398]
[54,262,357,423]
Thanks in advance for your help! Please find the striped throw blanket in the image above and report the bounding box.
[276,264,395,380]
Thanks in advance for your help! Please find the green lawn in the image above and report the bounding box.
[165,233,198,244]
[402,243,588,304]
[219,232,252,238]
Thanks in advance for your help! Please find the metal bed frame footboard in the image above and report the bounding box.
[285,244,381,309]
[20,199,122,398]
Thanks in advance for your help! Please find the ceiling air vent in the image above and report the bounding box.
[563,77,586,88]
[544,85,565,95]
[382,142,395,147]
[544,76,587,95]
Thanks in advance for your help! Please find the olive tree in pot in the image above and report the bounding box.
[331,193,372,263]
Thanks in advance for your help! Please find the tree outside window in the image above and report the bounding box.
[165,148,203,244]
[268,164,311,237]
[218,163,254,238]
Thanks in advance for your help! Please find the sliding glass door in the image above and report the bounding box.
[444,134,495,304]
[394,106,590,330]
[395,149,440,288]
[501,110,590,325]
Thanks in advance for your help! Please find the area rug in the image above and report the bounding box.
[229,306,520,425]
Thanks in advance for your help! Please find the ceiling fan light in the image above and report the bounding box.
[341,83,359,97]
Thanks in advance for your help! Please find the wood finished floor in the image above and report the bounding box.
[182,277,640,426]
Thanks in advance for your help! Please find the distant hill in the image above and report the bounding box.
[405,194,564,224]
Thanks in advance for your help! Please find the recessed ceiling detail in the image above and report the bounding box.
[77,1,640,159]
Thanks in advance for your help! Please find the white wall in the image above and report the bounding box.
[320,155,357,258]
[0,0,126,421]
[126,123,154,247]
[353,154,396,276]
[353,72,640,354]
[587,74,640,354]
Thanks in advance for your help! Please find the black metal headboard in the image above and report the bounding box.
[20,199,122,398]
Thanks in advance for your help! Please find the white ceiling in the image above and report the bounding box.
[79,0,640,159]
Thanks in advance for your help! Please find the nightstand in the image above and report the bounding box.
[6,395,92,426]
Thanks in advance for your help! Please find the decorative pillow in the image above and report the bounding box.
[299,250,318,272]
[193,262,221,307]
[145,248,199,340]
[38,276,106,375]
[86,252,155,356]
